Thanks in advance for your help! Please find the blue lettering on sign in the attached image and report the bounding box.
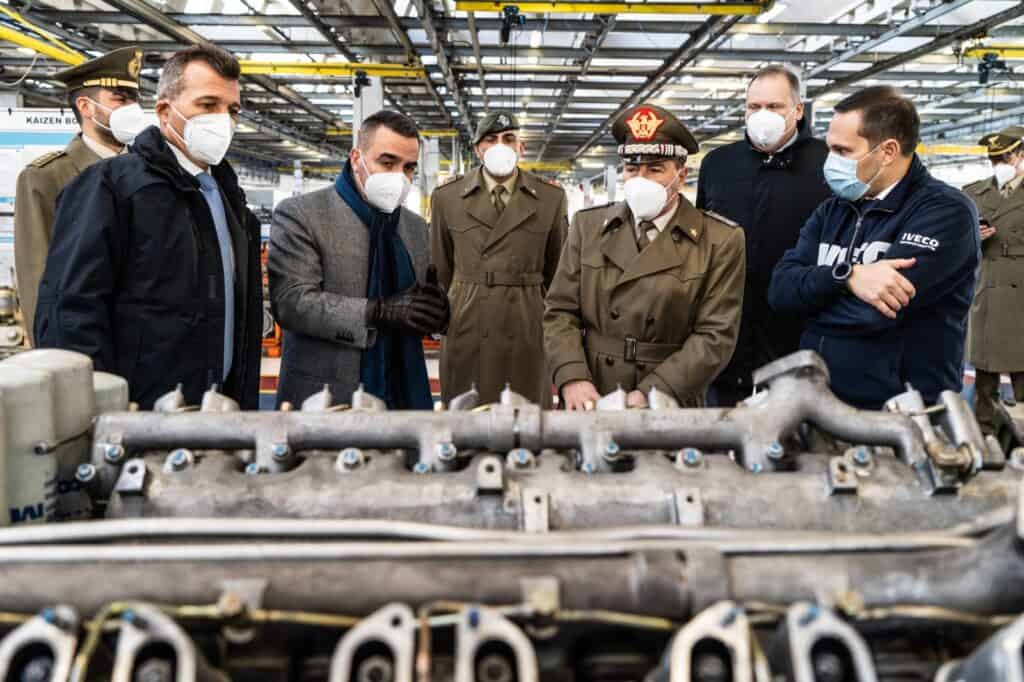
[9,502,45,524]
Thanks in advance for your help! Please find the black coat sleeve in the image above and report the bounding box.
[34,166,124,372]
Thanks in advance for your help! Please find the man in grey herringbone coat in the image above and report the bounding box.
[269,111,445,408]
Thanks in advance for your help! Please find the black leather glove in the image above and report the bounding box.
[420,265,451,333]
[367,284,447,337]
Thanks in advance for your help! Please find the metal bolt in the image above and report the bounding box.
[437,442,457,462]
[720,605,741,628]
[103,444,124,464]
[766,441,784,461]
[853,447,872,466]
[75,463,96,483]
[340,448,363,470]
[245,462,262,476]
[604,441,621,457]
[750,462,763,474]
[681,448,703,466]
[168,449,189,471]
[121,610,148,630]
[509,448,534,469]
[271,442,291,461]
[581,462,596,475]
[799,603,820,626]
[19,656,54,682]
[413,461,431,474]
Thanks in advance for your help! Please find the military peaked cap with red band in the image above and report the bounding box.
[612,103,699,163]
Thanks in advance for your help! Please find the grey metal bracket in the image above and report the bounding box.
[521,488,549,533]
[667,600,759,682]
[785,602,878,682]
[0,606,78,682]
[328,603,416,682]
[476,455,504,495]
[827,457,858,495]
[454,606,539,682]
[674,488,705,527]
[111,602,227,682]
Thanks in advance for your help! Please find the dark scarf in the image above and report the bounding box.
[335,161,432,409]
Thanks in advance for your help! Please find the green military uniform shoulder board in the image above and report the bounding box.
[28,150,66,169]
[702,209,739,227]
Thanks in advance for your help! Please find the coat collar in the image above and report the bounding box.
[601,197,704,287]
[461,166,541,251]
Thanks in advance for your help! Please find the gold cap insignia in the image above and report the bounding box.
[128,52,142,79]
[626,107,665,142]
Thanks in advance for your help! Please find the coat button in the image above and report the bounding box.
[610,309,620,320]
[605,356,615,366]
[637,363,646,371]
[646,316,655,326]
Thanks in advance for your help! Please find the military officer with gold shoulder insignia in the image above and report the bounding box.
[964,125,1024,434]
[14,46,145,344]
[431,111,568,406]
[544,103,746,409]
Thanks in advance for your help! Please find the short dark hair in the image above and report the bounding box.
[157,45,240,101]
[67,85,100,125]
[358,110,420,150]
[834,85,920,157]
[748,64,801,105]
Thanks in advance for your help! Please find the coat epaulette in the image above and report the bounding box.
[438,174,463,188]
[702,209,740,228]
[577,201,614,214]
[28,150,66,169]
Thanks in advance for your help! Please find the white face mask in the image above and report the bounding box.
[482,143,519,177]
[168,104,235,166]
[746,108,789,150]
[359,157,411,213]
[88,99,147,144]
[623,171,681,222]
[994,162,1018,188]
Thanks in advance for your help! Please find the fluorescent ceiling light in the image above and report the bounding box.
[530,30,542,49]
[756,2,787,23]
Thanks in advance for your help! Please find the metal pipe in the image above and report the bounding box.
[0,517,993,548]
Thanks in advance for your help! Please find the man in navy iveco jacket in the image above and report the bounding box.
[768,86,980,409]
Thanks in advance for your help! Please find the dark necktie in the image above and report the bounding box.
[493,185,507,213]
[637,220,658,250]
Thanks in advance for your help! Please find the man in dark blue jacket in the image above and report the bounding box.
[34,45,262,409]
[769,86,979,409]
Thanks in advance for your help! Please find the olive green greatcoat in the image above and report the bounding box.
[543,197,745,407]
[963,176,1024,372]
[430,167,568,406]
[14,135,101,344]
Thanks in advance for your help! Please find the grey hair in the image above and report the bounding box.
[747,64,802,105]
[157,45,241,101]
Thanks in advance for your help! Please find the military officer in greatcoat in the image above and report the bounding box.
[963,125,1024,434]
[544,103,746,409]
[14,46,144,343]
[430,111,568,406]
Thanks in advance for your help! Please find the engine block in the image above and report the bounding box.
[1,349,1023,682]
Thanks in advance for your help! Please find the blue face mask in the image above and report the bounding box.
[823,145,882,201]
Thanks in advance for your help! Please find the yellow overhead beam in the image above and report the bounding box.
[239,61,425,78]
[963,45,1024,59]
[917,144,987,156]
[0,25,84,66]
[454,1,770,15]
